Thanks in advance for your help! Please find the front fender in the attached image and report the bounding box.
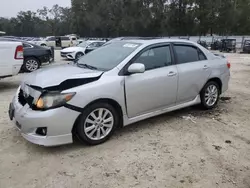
[65,74,126,115]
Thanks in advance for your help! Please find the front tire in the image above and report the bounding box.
[23,57,40,72]
[200,81,220,109]
[76,102,119,145]
[75,52,84,60]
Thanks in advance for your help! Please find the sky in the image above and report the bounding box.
[0,0,71,18]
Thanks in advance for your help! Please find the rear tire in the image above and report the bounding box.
[75,102,119,145]
[200,81,220,109]
[23,57,40,72]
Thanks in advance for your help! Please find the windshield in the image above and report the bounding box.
[77,41,141,71]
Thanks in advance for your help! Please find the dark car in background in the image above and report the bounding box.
[0,37,52,72]
[242,40,250,53]
[22,42,52,72]
[219,39,237,53]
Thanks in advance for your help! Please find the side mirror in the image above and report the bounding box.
[127,63,145,74]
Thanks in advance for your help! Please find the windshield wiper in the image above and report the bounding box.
[77,63,98,70]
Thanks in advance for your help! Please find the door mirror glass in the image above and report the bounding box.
[127,63,145,74]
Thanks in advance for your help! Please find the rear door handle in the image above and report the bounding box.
[203,65,209,69]
[168,71,177,77]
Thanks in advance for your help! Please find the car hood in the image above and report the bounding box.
[22,64,103,89]
[61,47,85,53]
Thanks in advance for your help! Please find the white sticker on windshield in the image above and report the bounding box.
[123,44,138,48]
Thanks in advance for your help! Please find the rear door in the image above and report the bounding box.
[61,36,71,47]
[173,43,211,104]
[71,37,77,46]
[46,37,55,47]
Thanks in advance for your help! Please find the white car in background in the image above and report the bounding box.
[28,38,47,46]
[60,40,106,60]
[0,41,23,79]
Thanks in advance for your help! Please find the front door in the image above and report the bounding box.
[173,44,212,104]
[125,44,178,118]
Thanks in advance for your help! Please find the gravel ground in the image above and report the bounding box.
[0,51,250,188]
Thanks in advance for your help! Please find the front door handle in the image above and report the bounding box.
[168,71,177,77]
[203,65,209,69]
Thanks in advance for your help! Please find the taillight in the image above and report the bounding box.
[14,45,24,59]
[227,61,231,69]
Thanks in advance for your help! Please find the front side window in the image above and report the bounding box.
[174,45,200,64]
[134,45,172,71]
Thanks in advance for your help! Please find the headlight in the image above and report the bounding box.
[35,92,76,110]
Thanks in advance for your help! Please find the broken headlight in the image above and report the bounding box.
[35,92,76,110]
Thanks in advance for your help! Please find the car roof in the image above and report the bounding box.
[119,38,198,46]
[86,40,106,43]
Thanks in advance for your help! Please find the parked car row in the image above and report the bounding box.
[2,35,79,48]
[0,37,53,72]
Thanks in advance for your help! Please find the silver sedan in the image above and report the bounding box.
[9,39,230,146]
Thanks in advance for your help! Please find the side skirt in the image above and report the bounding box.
[123,95,201,126]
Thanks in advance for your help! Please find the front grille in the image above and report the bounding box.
[61,52,71,57]
[18,89,34,107]
[18,89,26,106]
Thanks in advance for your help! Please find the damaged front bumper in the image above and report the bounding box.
[9,87,80,146]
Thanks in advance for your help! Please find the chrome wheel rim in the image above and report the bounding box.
[84,108,114,140]
[26,59,39,71]
[205,85,218,106]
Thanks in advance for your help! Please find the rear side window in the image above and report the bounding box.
[97,42,105,47]
[174,45,207,64]
[61,36,70,40]
[47,37,55,41]
[198,48,207,60]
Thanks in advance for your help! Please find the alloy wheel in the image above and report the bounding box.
[204,85,218,106]
[26,59,39,71]
[84,108,114,141]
